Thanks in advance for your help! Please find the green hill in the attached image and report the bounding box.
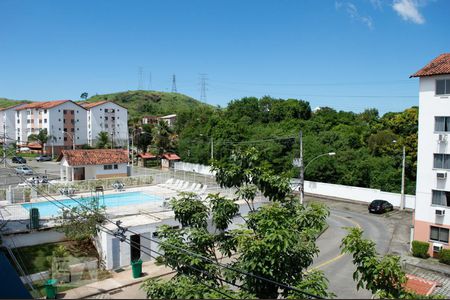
[82,90,212,122]
[0,98,31,108]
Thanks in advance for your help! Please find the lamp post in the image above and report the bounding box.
[63,132,75,150]
[298,130,336,205]
[393,140,406,210]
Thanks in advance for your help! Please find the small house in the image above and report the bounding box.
[161,153,180,169]
[57,149,129,181]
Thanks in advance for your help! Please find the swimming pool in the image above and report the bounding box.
[21,191,163,218]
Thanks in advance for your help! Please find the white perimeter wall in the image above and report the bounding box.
[174,162,215,176]
[302,180,415,209]
[2,230,67,248]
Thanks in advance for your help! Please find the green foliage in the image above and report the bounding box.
[439,249,450,265]
[96,131,110,149]
[154,120,174,155]
[340,227,441,299]
[56,198,106,244]
[143,148,333,299]
[177,96,419,194]
[411,240,430,259]
[28,129,51,154]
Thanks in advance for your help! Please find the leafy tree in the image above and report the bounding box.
[96,131,110,149]
[154,120,173,155]
[136,124,153,153]
[56,198,106,251]
[142,148,334,299]
[341,227,443,299]
[27,129,52,155]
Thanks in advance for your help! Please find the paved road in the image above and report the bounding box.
[0,159,61,188]
[308,196,411,299]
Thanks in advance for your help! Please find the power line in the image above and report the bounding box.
[3,150,322,299]
[138,66,144,90]
[210,78,416,87]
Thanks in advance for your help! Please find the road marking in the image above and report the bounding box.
[308,213,362,272]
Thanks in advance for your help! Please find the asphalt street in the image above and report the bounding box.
[309,198,411,299]
[0,159,60,188]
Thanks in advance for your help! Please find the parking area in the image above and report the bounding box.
[0,158,60,188]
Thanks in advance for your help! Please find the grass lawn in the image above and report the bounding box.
[2,240,99,275]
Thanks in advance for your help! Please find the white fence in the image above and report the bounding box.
[302,180,415,209]
[174,162,215,176]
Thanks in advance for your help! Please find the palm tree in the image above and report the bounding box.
[155,120,174,155]
[28,129,51,155]
[96,131,110,149]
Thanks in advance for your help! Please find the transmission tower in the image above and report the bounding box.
[171,74,177,92]
[147,72,152,90]
[199,73,208,102]
[138,66,144,90]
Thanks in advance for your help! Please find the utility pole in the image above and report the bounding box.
[3,119,6,167]
[199,73,208,103]
[210,137,214,161]
[400,145,406,210]
[299,130,304,205]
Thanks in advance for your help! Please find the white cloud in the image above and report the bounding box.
[392,0,425,24]
[336,1,374,29]
[369,0,383,10]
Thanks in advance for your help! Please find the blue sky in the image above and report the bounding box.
[0,0,448,114]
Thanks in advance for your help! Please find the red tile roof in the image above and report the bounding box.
[138,153,157,159]
[81,100,127,110]
[16,100,87,111]
[162,153,180,160]
[404,274,438,296]
[57,149,129,166]
[411,53,450,77]
[27,143,42,150]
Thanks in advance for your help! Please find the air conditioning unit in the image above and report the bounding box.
[433,243,443,252]
[438,134,448,143]
[436,209,446,216]
[437,172,447,180]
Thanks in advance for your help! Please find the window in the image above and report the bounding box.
[105,117,108,121]
[430,226,449,243]
[59,118,61,122]
[104,165,112,170]
[76,110,79,113]
[105,124,109,129]
[16,112,19,117]
[17,120,19,124]
[71,120,75,125]
[435,117,450,132]
[44,119,47,123]
[63,110,67,114]
[64,128,67,132]
[27,120,30,124]
[112,117,115,121]
[71,128,74,132]
[114,164,118,169]
[436,79,450,95]
[63,119,66,124]
[39,120,42,124]
[64,137,67,141]
[105,109,108,113]
[432,190,450,207]
[44,109,47,114]
[434,154,450,169]
[71,111,74,115]
[77,127,79,131]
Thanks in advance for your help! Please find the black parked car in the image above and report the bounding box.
[368,200,394,214]
[12,156,26,164]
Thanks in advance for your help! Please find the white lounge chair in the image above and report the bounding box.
[178,181,190,191]
[192,183,201,193]
[160,178,174,188]
[170,180,184,190]
[198,185,208,195]
[168,179,181,189]
[185,182,197,192]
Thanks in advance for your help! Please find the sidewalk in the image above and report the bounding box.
[59,261,173,299]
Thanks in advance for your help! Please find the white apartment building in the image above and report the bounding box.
[15,100,88,155]
[82,101,128,148]
[412,53,450,256]
[0,103,27,146]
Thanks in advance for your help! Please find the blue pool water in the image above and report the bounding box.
[21,192,163,218]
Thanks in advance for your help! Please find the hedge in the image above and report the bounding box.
[411,240,430,259]
[439,249,450,265]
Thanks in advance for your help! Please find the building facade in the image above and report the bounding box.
[0,104,27,146]
[412,53,450,256]
[82,101,128,148]
[15,100,88,155]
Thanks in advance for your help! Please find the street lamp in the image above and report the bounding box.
[63,132,75,150]
[299,151,336,205]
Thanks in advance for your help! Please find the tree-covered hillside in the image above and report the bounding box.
[83,90,213,122]
[0,98,31,108]
[175,96,418,194]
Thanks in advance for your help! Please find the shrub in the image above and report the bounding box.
[439,249,450,265]
[411,240,430,258]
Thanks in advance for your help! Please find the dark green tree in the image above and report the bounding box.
[96,131,110,149]
[27,129,52,155]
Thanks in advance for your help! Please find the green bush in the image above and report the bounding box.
[439,249,450,265]
[411,240,430,258]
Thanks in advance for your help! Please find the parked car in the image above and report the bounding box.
[36,155,52,162]
[368,199,394,214]
[12,156,26,164]
[15,165,33,175]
